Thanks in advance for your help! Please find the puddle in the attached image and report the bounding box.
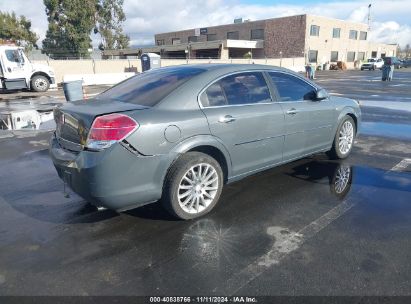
[360,121,411,140]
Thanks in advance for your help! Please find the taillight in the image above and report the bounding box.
[86,113,139,150]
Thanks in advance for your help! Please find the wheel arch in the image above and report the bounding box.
[30,72,52,88]
[187,145,229,184]
[337,107,360,135]
[164,135,233,185]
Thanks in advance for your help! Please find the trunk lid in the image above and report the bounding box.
[54,99,147,151]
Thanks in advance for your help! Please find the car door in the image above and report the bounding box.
[2,48,27,79]
[199,71,285,178]
[268,72,334,161]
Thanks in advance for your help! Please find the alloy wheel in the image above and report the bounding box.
[334,166,351,194]
[338,121,354,155]
[177,163,219,214]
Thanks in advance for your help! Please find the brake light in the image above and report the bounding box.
[86,113,139,150]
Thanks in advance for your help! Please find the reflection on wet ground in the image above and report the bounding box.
[361,121,411,141]
[0,142,410,295]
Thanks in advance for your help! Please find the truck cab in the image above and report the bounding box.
[0,45,56,92]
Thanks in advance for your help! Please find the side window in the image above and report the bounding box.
[201,72,272,107]
[5,50,19,63]
[200,82,227,107]
[269,72,316,102]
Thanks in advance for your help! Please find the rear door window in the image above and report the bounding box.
[269,72,316,102]
[200,71,272,107]
[97,66,206,106]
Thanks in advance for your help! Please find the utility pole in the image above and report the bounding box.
[367,4,372,31]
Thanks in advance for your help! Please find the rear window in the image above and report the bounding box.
[96,67,206,106]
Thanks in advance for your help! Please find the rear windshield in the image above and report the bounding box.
[96,66,206,106]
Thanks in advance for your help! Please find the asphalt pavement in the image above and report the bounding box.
[0,69,410,298]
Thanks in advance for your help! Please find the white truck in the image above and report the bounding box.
[0,45,56,92]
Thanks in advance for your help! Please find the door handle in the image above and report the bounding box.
[286,108,298,115]
[218,115,236,123]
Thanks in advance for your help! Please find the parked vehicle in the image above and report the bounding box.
[50,64,361,220]
[360,58,384,70]
[0,45,55,92]
[383,56,403,69]
[402,58,411,68]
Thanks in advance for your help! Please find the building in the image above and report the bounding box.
[103,14,397,68]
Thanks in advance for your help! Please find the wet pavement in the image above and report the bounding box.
[0,70,411,297]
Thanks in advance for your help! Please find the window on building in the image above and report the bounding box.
[310,25,320,36]
[347,51,356,62]
[156,39,165,46]
[200,72,271,107]
[227,31,239,40]
[172,38,181,45]
[349,30,358,40]
[358,52,365,60]
[308,50,318,63]
[332,28,341,38]
[207,34,217,41]
[359,31,367,40]
[188,36,198,43]
[250,29,264,40]
[330,51,338,62]
[269,72,316,102]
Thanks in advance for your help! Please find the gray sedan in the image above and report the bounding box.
[50,64,361,219]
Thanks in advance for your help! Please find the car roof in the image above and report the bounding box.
[155,63,318,110]
[157,63,291,74]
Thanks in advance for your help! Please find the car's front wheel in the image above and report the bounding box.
[162,152,223,220]
[31,75,50,92]
[328,116,356,159]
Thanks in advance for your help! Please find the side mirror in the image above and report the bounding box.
[315,89,329,101]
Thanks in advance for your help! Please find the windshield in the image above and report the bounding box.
[97,66,206,106]
[367,59,375,62]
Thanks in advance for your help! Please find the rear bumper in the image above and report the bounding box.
[49,133,167,211]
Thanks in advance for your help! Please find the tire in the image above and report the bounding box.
[372,65,375,70]
[161,152,224,220]
[360,68,364,71]
[328,116,356,159]
[31,75,50,92]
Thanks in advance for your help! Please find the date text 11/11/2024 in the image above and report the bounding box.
[149,296,258,303]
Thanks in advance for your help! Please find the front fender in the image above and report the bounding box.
[335,106,361,135]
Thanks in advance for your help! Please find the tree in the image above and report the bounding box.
[0,11,38,50]
[42,0,97,59]
[95,0,129,50]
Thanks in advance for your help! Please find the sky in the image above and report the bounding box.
[0,0,410,48]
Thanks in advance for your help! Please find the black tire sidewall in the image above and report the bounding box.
[163,152,223,220]
[31,75,50,92]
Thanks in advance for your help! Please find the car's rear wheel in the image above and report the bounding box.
[328,116,356,159]
[162,152,223,220]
